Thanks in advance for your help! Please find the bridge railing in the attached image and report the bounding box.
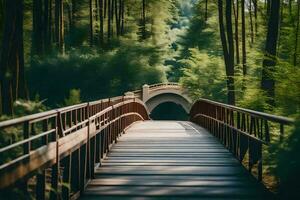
[0,96,149,199]
[131,82,181,94]
[190,98,294,182]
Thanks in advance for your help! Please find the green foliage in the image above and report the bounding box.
[64,89,81,106]
[28,41,166,106]
[179,48,227,102]
[0,99,47,165]
[13,100,47,116]
[274,117,300,199]
[274,62,300,117]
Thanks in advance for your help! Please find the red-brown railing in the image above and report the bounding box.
[0,96,149,199]
[190,98,294,182]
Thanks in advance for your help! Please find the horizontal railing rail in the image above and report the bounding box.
[0,96,149,199]
[190,99,294,182]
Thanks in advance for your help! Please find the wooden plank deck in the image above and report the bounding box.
[81,121,271,200]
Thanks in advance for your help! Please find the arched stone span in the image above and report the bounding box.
[126,83,193,114]
[145,93,191,114]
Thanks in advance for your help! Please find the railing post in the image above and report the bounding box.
[23,121,30,155]
[50,112,60,200]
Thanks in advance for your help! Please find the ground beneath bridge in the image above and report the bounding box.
[81,121,271,200]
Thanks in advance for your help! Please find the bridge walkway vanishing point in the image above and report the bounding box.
[82,121,271,200]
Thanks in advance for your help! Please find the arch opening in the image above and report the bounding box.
[150,102,189,120]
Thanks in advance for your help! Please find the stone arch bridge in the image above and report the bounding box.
[125,83,193,114]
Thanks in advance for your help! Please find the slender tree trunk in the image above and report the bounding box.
[261,0,281,104]
[0,0,26,115]
[111,0,114,35]
[289,0,292,17]
[104,0,107,19]
[67,2,72,32]
[95,0,99,21]
[218,0,235,105]
[249,0,254,44]
[0,1,3,41]
[241,0,247,77]
[32,0,44,55]
[140,0,147,39]
[107,0,111,41]
[205,0,208,21]
[233,0,240,64]
[115,0,120,36]
[43,0,49,52]
[60,0,64,52]
[267,0,271,17]
[89,0,94,46]
[55,0,64,52]
[99,0,104,44]
[48,0,53,45]
[294,0,300,66]
[71,0,76,30]
[121,0,125,34]
[253,0,258,35]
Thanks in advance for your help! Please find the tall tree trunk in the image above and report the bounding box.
[121,0,125,34]
[71,0,76,30]
[218,0,235,105]
[253,0,258,35]
[267,0,271,16]
[0,0,3,42]
[111,0,114,35]
[55,0,64,52]
[249,0,254,44]
[141,0,147,40]
[261,0,281,104]
[241,0,247,77]
[289,0,292,17]
[89,0,94,46]
[115,0,120,36]
[294,0,300,66]
[0,0,26,115]
[67,1,72,32]
[44,0,52,52]
[95,0,99,21]
[233,0,240,64]
[32,0,45,55]
[99,0,104,44]
[107,0,111,41]
[205,0,208,21]
[104,0,107,19]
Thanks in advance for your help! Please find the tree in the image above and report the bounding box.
[217,0,235,105]
[261,0,281,104]
[233,0,240,64]
[241,0,247,78]
[89,0,94,45]
[205,0,208,21]
[32,0,45,55]
[99,0,104,44]
[54,0,64,52]
[0,0,27,115]
[107,0,111,41]
[294,0,300,66]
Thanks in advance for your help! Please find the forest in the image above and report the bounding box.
[0,0,300,199]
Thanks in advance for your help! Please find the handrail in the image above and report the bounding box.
[196,98,294,125]
[190,98,294,183]
[131,82,181,94]
[0,96,149,199]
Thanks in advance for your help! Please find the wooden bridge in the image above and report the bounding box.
[0,83,294,199]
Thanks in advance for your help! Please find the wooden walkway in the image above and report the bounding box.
[81,121,271,200]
